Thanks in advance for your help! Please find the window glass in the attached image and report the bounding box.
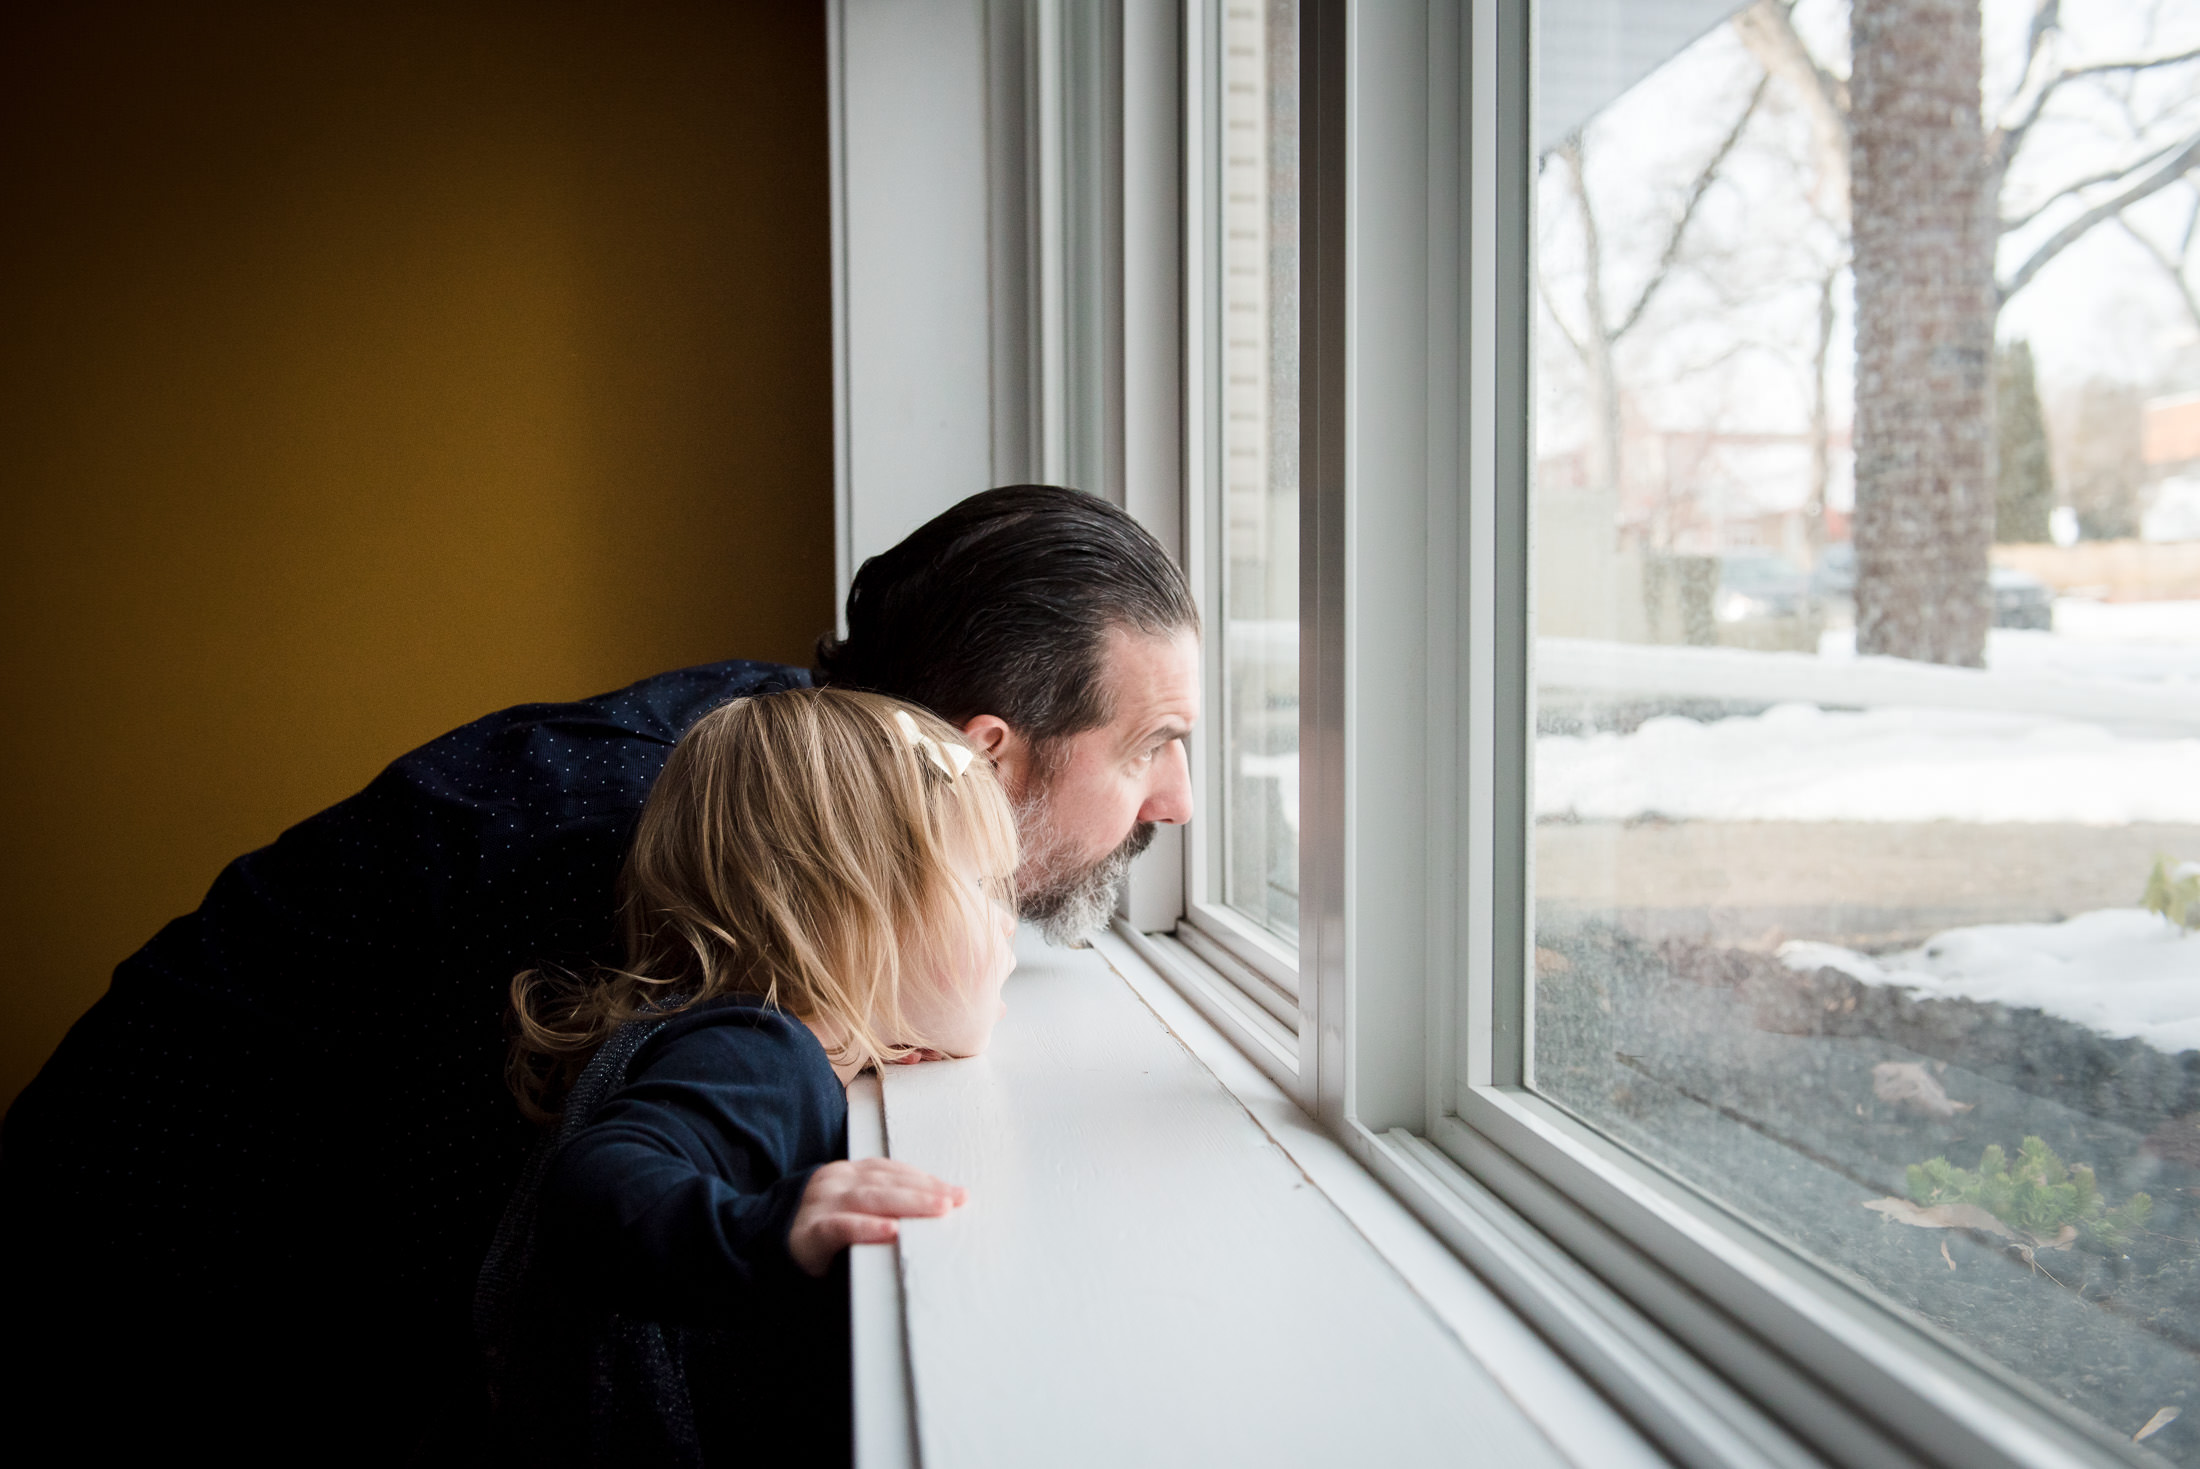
[1217,0,1300,942]
[1529,1,2200,1453]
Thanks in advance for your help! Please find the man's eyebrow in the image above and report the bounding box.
[1116,715,1193,755]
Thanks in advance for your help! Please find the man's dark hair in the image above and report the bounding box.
[815,485,1198,747]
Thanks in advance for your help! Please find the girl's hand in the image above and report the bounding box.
[787,1158,968,1277]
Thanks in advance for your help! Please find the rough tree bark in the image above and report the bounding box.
[1850,0,1998,666]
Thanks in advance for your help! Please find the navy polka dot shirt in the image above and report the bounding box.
[1,657,808,1450]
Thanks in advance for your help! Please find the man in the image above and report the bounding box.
[0,484,1198,1461]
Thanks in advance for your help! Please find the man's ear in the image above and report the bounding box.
[959,715,1029,795]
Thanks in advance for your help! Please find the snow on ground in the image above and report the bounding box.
[2046,599,2200,648]
[1543,599,2200,824]
[1536,702,2200,824]
[1781,910,2200,1056]
[1819,600,2200,686]
[1989,604,2200,687]
[1244,602,2200,830]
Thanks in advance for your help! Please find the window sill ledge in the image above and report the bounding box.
[847,925,1653,1468]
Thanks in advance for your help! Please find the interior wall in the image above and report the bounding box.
[0,1,835,1110]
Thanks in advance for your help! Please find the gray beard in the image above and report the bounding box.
[1014,812,1157,946]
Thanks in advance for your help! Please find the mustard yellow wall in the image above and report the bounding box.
[0,2,835,1110]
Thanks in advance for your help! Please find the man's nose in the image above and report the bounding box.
[1136,739,1194,825]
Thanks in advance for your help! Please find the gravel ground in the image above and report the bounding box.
[1535,920,2200,1464]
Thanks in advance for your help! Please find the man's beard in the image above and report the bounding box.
[1013,798,1157,946]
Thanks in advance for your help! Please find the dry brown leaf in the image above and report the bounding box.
[2135,1406,2180,1443]
[1872,1060,1974,1120]
[1862,1196,2014,1238]
[1940,1238,1956,1270]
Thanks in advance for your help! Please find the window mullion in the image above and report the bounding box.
[1300,0,1352,1128]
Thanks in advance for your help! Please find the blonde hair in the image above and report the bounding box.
[509,687,1017,1121]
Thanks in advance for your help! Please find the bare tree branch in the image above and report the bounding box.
[2053,46,2200,87]
[2119,204,2200,333]
[1734,0,1849,207]
[1734,1,1850,118]
[1997,46,2200,171]
[1612,77,1769,341]
[1534,261,1587,360]
[2020,0,2060,94]
[1557,138,1611,342]
[1999,135,2186,233]
[2000,131,2200,303]
[1557,138,1624,496]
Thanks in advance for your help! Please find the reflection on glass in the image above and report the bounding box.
[1220,0,1299,941]
[1530,0,2200,1454]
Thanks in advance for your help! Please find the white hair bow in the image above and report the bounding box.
[893,709,975,780]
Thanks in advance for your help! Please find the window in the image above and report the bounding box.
[1134,2,2200,1466]
[1127,0,1306,1088]
[1522,2,2200,1457]
[1215,0,1301,948]
[839,0,2200,1460]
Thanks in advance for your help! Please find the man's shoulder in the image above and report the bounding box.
[227,659,812,915]
[369,660,811,797]
[439,659,814,753]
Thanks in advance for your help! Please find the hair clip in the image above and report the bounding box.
[893,709,974,780]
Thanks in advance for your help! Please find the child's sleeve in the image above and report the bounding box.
[538,1007,846,1324]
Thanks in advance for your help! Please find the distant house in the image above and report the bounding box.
[2141,390,2200,542]
[2143,389,2200,473]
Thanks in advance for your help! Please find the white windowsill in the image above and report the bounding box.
[847,925,1659,1469]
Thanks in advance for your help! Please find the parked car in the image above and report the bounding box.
[1714,549,1809,624]
[1991,565,2054,630]
[1808,543,2053,632]
[1810,541,1855,609]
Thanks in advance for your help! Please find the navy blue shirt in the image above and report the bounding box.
[0,659,808,1462]
[542,997,848,1324]
[483,997,853,1467]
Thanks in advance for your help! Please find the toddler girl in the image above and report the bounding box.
[477,687,1018,1467]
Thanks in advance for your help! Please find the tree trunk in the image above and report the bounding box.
[1849,0,1997,665]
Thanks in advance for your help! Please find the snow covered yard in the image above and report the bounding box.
[1782,909,2200,1057]
[1535,702,2200,825]
[1824,597,2200,685]
[1537,601,2200,1059]
[1538,602,2200,826]
[1989,598,2200,683]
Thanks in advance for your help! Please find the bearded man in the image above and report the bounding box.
[0,484,1198,1462]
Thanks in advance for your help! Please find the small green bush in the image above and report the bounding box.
[1908,1136,2153,1250]
[2142,856,2199,933]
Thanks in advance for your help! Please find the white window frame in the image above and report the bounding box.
[1286,3,2163,1466]
[1115,0,1318,1111]
[841,5,2162,1463]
